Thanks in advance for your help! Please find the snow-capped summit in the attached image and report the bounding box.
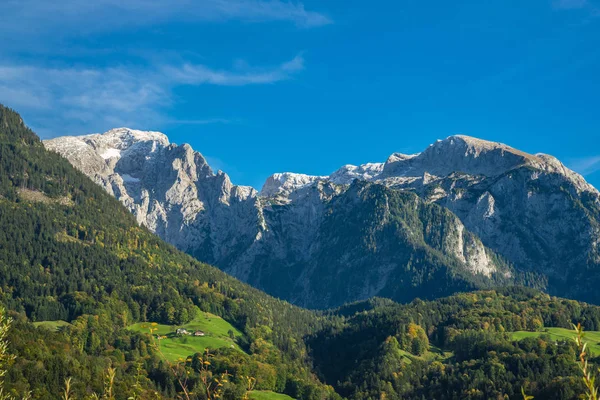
[385,152,419,164]
[44,130,600,309]
[260,163,385,198]
[44,127,171,176]
[260,172,326,198]
[44,128,260,267]
[258,134,596,200]
[83,127,170,152]
[85,127,170,162]
[329,163,384,185]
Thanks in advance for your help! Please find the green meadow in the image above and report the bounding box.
[511,327,600,355]
[248,391,296,400]
[32,320,72,331]
[128,311,244,362]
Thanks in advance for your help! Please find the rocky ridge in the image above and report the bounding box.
[44,131,600,307]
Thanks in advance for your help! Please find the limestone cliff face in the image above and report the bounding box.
[45,131,600,307]
[44,128,264,268]
[369,136,600,297]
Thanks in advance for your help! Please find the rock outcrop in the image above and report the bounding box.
[45,131,600,307]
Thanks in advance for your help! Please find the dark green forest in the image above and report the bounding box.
[0,104,339,399]
[0,104,599,399]
[310,287,600,399]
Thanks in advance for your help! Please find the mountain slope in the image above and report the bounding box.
[308,287,600,400]
[239,180,513,308]
[45,130,518,308]
[44,127,261,267]
[369,136,600,301]
[0,105,338,399]
[4,105,600,399]
[45,130,600,307]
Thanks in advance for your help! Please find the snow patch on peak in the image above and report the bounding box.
[234,185,257,200]
[101,148,121,160]
[386,153,419,164]
[260,172,326,198]
[46,128,171,173]
[44,135,89,156]
[83,127,170,151]
[329,163,384,184]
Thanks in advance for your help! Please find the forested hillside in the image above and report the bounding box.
[0,104,338,399]
[309,287,600,399]
[1,104,600,400]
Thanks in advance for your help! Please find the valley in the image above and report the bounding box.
[2,0,598,398]
[1,104,600,399]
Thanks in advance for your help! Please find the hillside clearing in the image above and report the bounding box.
[511,327,600,355]
[128,311,244,361]
[33,320,72,331]
[248,391,296,400]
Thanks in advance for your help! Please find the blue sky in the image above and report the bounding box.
[1,0,599,189]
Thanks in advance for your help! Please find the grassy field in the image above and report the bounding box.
[128,311,244,362]
[248,391,295,400]
[33,320,71,331]
[425,344,454,361]
[391,344,454,365]
[511,327,600,355]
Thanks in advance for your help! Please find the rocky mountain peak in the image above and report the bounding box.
[378,135,597,195]
[441,134,529,154]
[386,152,419,164]
[329,163,384,185]
[44,129,600,308]
[44,128,260,263]
[260,172,326,198]
[88,127,170,151]
[380,135,534,179]
[433,135,548,166]
[254,134,597,204]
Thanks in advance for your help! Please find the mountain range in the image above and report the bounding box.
[0,104,340,399]
[3,103,600,399]
[44,129,600,308]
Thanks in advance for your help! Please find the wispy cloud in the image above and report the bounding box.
[163,55,304,86]
[568,156,600,176]
[0,55,304,136]
[0,1,325,137]
[1,0,331,37]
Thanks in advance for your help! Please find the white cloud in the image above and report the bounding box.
[163,55,304,86]
[281,54,306,72]
[0,0,331,38]
[0,55,304,136]
[568,156,600,176]
[0,1,324,136]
